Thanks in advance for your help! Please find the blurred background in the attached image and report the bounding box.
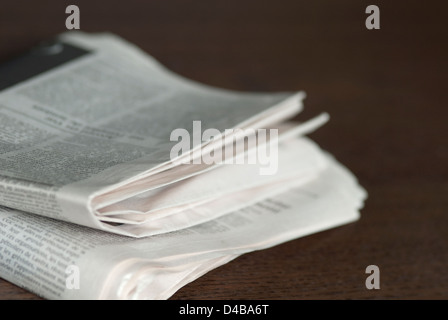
[0,0,447,299]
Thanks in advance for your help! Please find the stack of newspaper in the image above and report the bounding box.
[0,32,366,299]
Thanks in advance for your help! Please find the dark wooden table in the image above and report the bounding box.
[0,0,447,300]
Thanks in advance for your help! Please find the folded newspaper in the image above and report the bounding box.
[0,32,367,299]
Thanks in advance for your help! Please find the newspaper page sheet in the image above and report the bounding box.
[0,32,306,232]
[0,154,366,299]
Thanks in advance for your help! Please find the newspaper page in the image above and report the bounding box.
[0,154,366,299]
[0,32,310,233]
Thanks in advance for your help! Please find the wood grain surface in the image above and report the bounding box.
[0,0,447,300]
